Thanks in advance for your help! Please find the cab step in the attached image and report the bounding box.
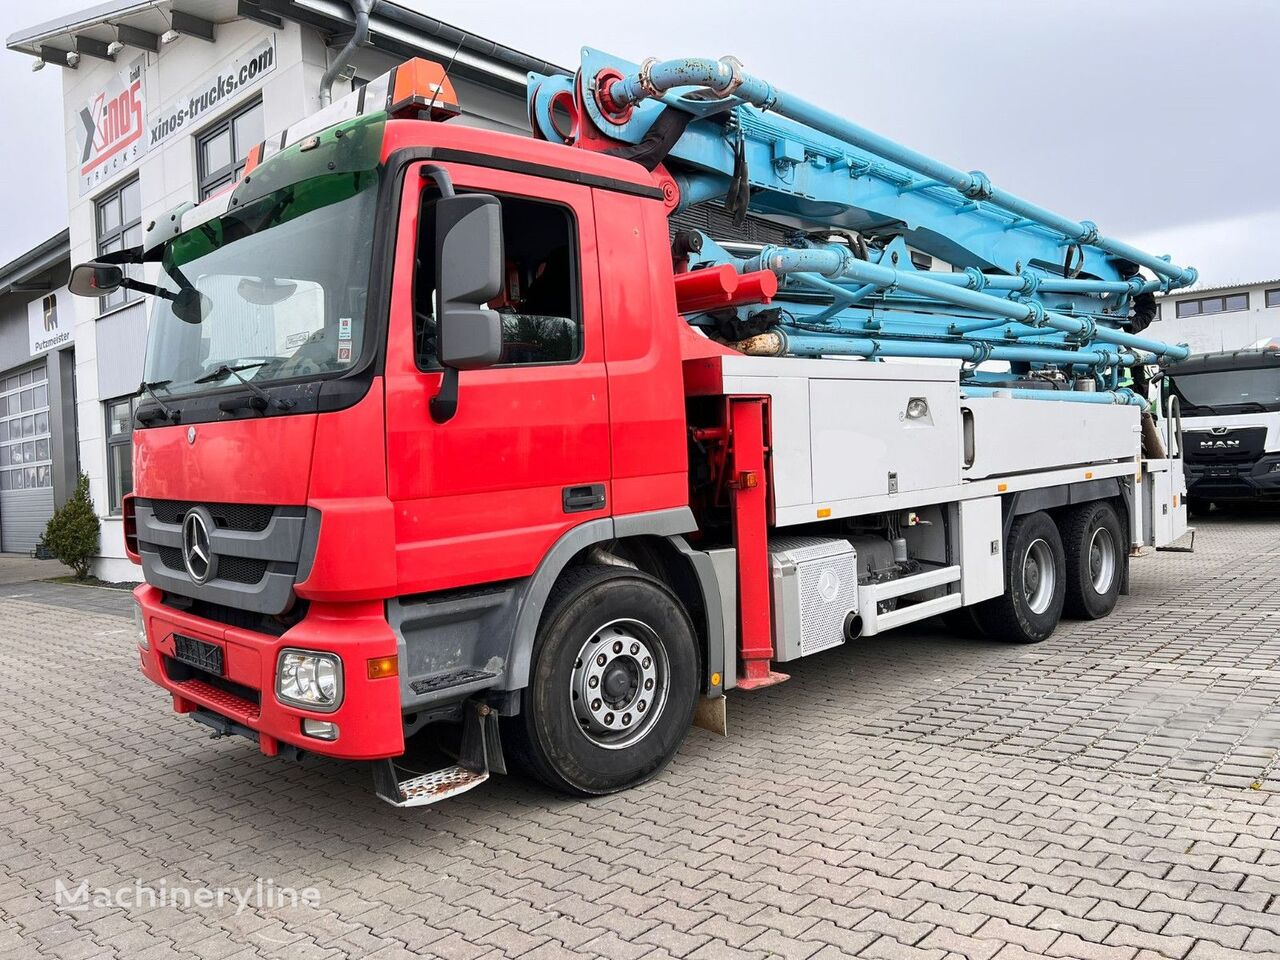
[373,701,504,808]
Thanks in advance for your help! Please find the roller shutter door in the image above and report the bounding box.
[0,362,54,553]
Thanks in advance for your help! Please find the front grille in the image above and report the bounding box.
[149,499,275,531]
[137,499,312,616]
[1185,427,1267,464]
[217,555,269,585]
[158,545,184,572]
[156,546,266,585]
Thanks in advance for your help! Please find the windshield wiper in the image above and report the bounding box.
[193,361,270,384]
[196,363,295,413]
[137,379,179,425]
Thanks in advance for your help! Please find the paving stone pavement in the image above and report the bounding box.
[3,514,1280,960]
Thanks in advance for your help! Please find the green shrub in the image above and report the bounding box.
[41,473,100,580]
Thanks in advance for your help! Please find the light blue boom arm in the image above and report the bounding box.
[527,50,1192,401]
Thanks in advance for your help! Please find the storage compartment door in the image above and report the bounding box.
[809,378,960,502]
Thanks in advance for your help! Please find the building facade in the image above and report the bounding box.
[7,0,559,579]
[0,232,77,553]
[1154,280,1280,356]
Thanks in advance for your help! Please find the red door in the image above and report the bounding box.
[384,161,610,595]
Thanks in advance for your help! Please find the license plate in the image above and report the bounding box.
[173,634,224,676]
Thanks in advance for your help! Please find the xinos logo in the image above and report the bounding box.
[79,72,144,175]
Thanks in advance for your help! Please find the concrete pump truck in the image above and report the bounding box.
[68,51,1196,807]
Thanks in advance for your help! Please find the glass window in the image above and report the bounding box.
[105,396,137,514]
[413,192,582,369]
[0,363,52,489]
[1267,289,1280,309]
[144,171,379,396]
[95,176,142,313]
[196,99,265,200]
[1177,293,1250,318]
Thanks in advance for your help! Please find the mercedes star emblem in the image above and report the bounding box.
[181,509,215,584]
[187,426,197,444]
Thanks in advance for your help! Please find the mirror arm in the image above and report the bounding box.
[424,163,458,423]
[430,368,459,423]
[420,164,456,198]
[119,277,175,301]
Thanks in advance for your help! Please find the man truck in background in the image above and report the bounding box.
[1164,348,1280,514]
[68,53,1194,807]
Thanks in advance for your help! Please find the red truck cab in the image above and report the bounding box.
[81,65,721,800]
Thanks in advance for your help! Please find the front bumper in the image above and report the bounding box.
[135,584,404,760]
[1185,454,1280,501]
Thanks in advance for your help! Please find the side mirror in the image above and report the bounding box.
[68,261,123,298]
[429,193,504,422]
[434,193,503,369]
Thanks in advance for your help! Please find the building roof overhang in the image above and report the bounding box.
[6,0,567,92]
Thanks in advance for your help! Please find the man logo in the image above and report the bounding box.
[42,294,57,332]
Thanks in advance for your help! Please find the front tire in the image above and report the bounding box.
[510,565,699,796]
[1061,501,1123,620]
[973,511,1066,643]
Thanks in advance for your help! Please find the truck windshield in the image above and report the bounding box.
[143,170,379,397]
[1167,366,1280,414]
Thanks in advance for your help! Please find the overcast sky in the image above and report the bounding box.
[1,0,1277,287]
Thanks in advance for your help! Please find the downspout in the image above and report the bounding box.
[318,0,374,108]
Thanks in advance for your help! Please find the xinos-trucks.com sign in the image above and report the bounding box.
[148,36,276,151]
[76,57,146,196]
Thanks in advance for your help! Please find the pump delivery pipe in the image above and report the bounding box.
[741,245,1190,363]
[959,385,1145,407]
[604,57,1197,287]
[744,328,1136,369]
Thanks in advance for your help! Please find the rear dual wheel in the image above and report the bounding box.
[972,511,1066,643]
[1061,501,1123,620]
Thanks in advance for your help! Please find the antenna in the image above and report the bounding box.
[424,37,466,118]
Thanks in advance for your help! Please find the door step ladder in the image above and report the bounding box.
[373,701,505,807]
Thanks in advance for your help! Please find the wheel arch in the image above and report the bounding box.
[507,508,726,698]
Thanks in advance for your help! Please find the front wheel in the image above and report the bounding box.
[973,511,1066,644]
[509,565,699,796]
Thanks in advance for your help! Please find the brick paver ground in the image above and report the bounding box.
[3,513,1280,959]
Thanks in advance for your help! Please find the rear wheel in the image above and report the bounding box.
[1061,501,1123,620]
[508,565,699,796]
[972,511,1066,643]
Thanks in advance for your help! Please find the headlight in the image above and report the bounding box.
[276,649,343,712]
[133,600,148,650]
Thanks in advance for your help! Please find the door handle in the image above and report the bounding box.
[563,484,606,514]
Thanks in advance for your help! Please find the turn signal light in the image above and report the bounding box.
[367,655,399,680]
